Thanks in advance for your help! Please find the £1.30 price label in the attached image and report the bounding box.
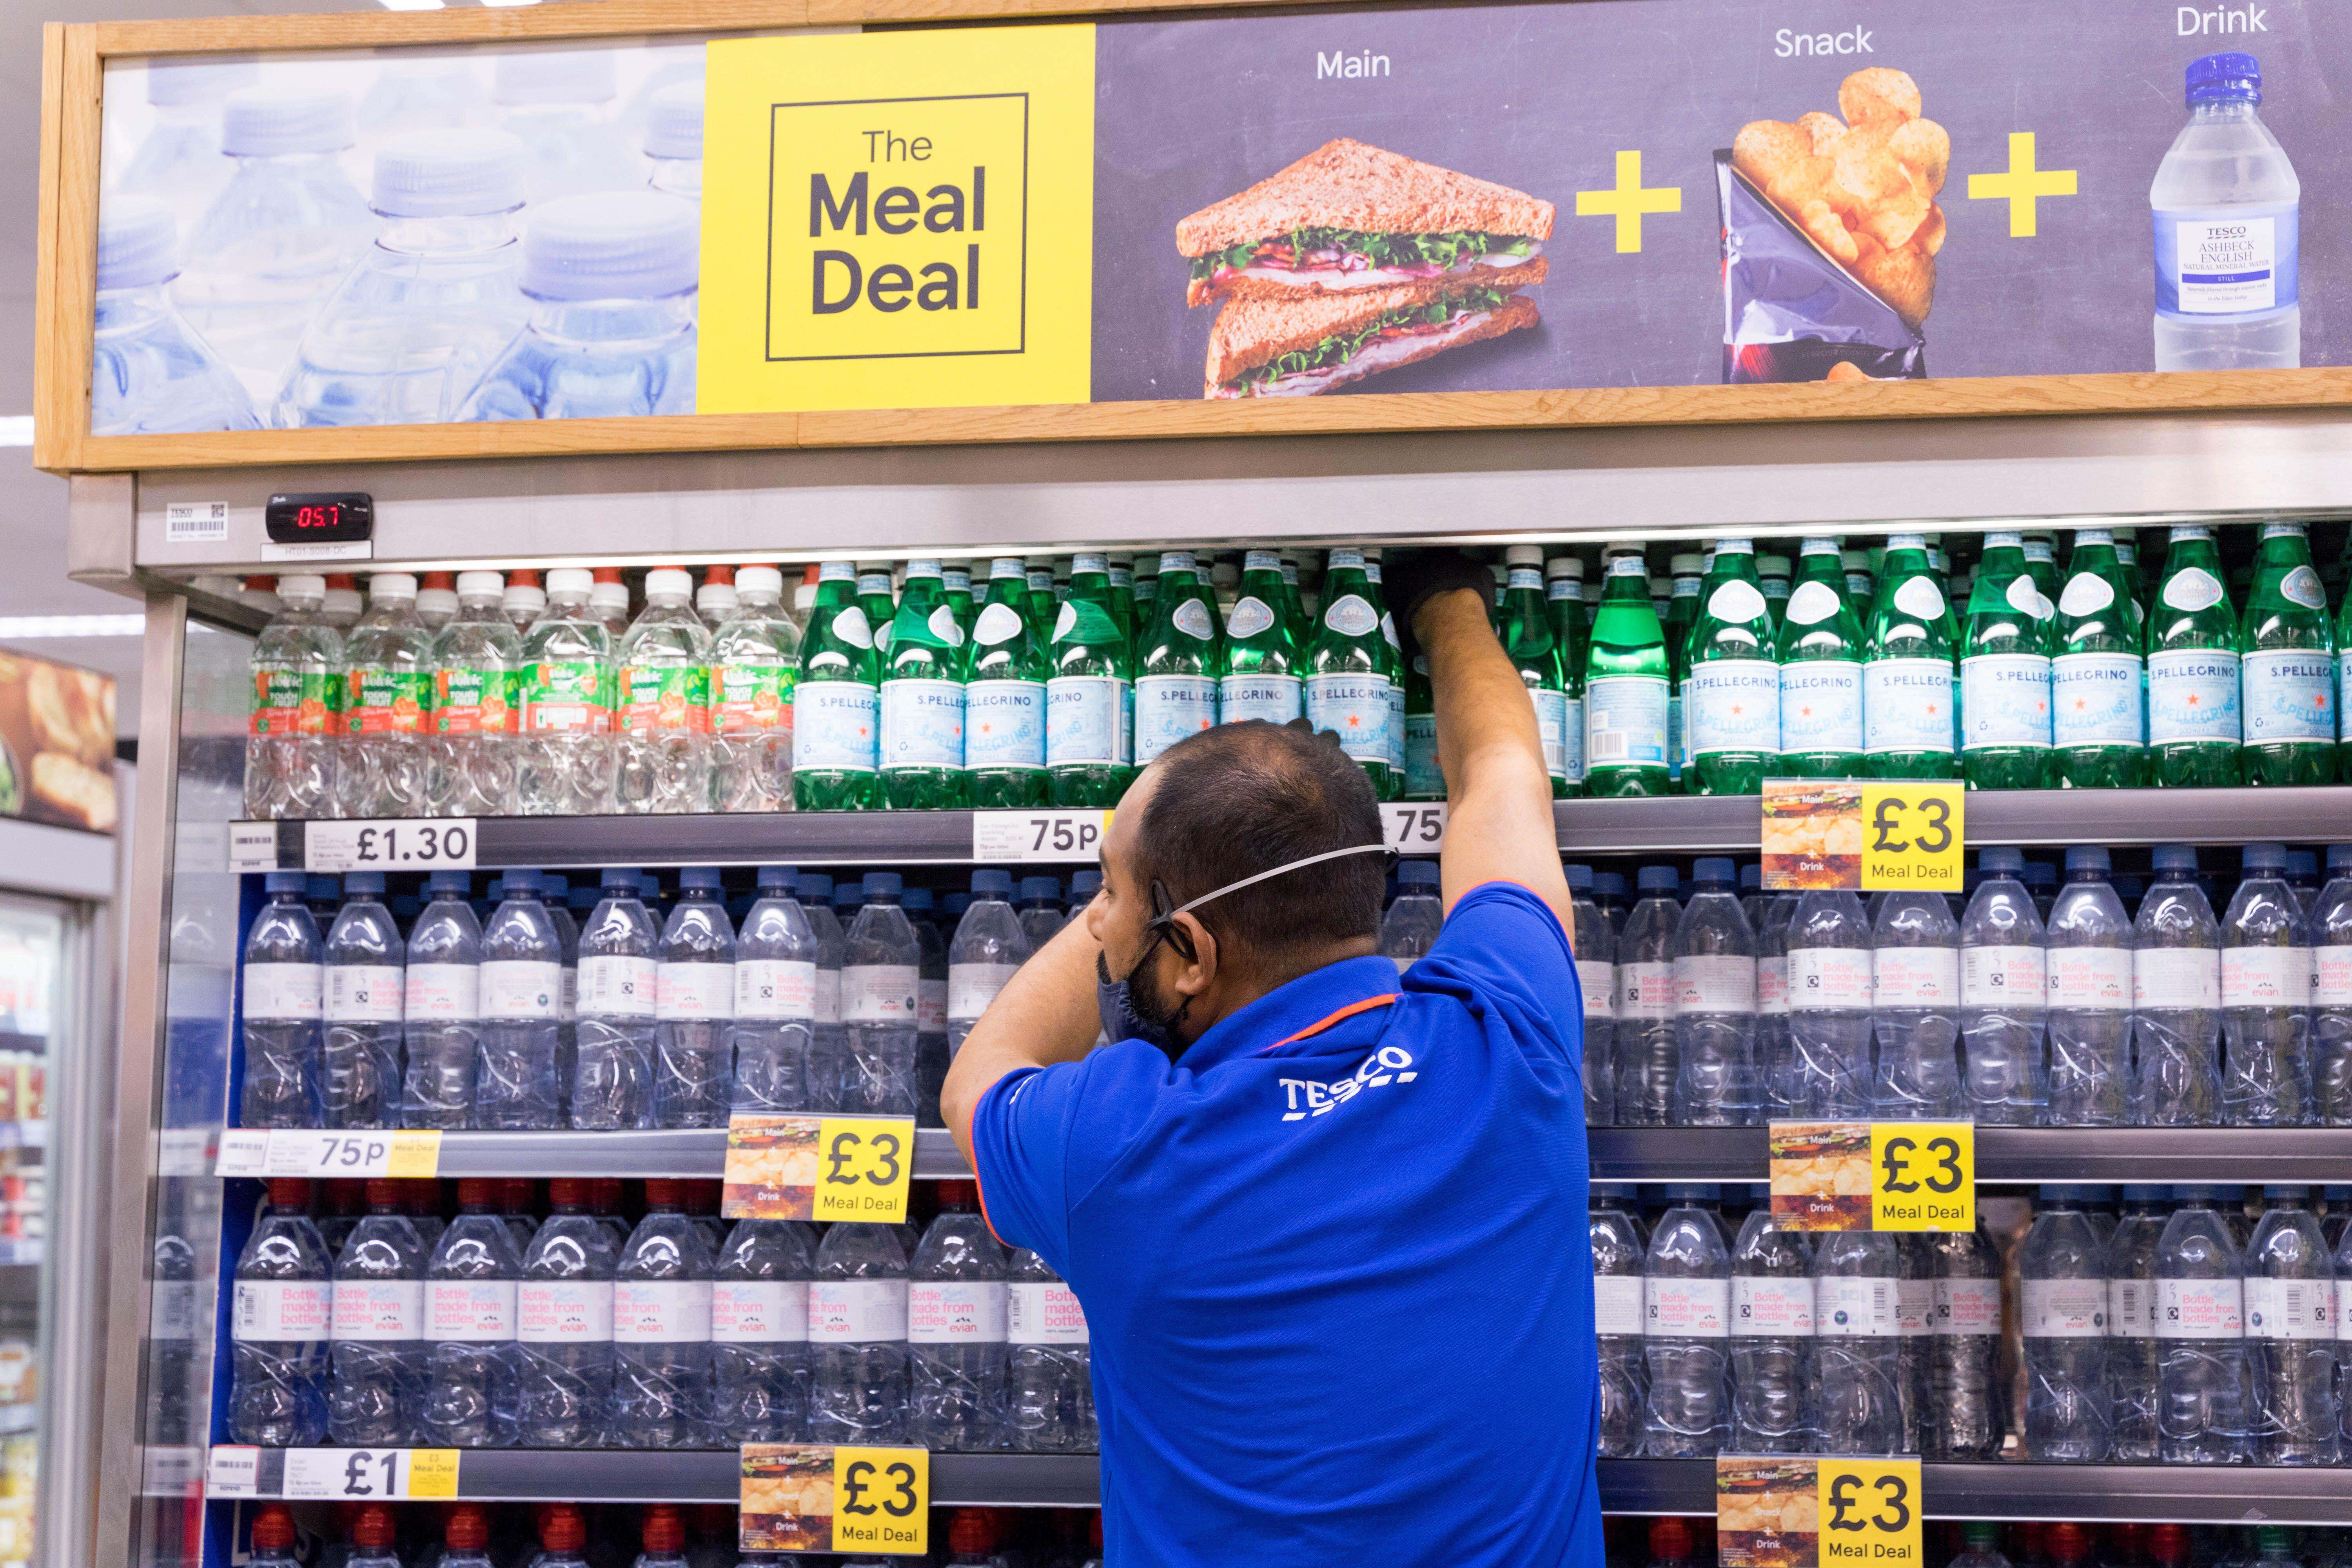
[1857,783,1962,891]
[305,819,477,873]
[1818,1459,1922,1568]
[813,1116,914,1222]
[1869,1122,1974,1231]
[971,810,1111,864]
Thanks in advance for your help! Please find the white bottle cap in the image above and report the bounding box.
[645,567,693,600]
[642,79,703,161]
[592,582,631,614]
[737,565,784,597]
[1670,554,1704,574]
[147,56,258,107]
[1842,550,1870,569]
[324,587,363,618]
[372,128,526,219]
[522,192,699,302]
[96,198,178,291]
[697,583,737,617]
[492,47,619,107]
[1545,557,1582,578]
[221,88,356,156]
[456,571,505,597]
[278,574,327,601]
[416,585,459,619]
[546,567,594,596]
[370,573,418,600]
[1759,555,1793,576]
[1504,544,1545,567]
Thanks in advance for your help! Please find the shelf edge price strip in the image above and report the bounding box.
[216,1129,442,1180]
[1768,1120,1973,1233]
[1759,780,1962,893]
[205,1447,460,1501]
[971,809,1111,863]
[1717,1455,1922,1568]
[740,1444,928,1558]
[721,1114,914,1223]
[305,818,478,873]
[1380,802,1445,851]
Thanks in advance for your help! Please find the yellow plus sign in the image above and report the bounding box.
[1967,132,2078,238]
[1575,151,1682,254]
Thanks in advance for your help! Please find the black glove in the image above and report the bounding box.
[1381,548,1495,668]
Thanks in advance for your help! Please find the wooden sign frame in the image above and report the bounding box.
[37,0,2352,476]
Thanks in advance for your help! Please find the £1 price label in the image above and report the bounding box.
[813,1116,914,1222]
[1857,782,1963,891]
[305,818,477,873]
[832,1447,928,1557]
[971,809,1111,864]
[1817,1459,1922,1568]
[1379,802,1446,851]
[280,1448,457,1501]
[1869,1122,1974,1232]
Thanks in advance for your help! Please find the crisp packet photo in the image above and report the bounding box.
[1718,152,1927,383]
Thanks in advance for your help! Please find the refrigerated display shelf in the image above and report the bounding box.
[425,1127,967,1180]
[1586,1127,2352,1183]
[233,785,2350,871]
[1595,1459,2352,1524]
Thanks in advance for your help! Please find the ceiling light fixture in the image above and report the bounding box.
[0,417,33,447]
[0,615,148,640]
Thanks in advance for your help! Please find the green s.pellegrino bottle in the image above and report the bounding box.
[940,561,976,639]
[1303,547,1398,799]
[964,557,1048,808]
[1664,552,1705,788]
[1363,550,1408,791]
[1862,532,1958,779]
[2239,519,2339,786]
[1960,530,2054,790]
[1046,552,1132,805]
[1584,544,1671,796]
[1106,553,1136,644]
[1133,549,1222,767]
[1402,653,1442,800]
[2145,524,2242,786]
[792,559,882,810]
[855,561,897,654]
[879,559,967,809]
[1219,550,1304,728]
[2050,527,2145,788]
[2020,532,2061,612]
[1023,557,1058,643]
[1756,551,1793,632]
[1500,545,1572,797]
[2338,559,2352,781]
[1775,537,1866,779]
[1279,551,1314,653]
[1841,548,1875,608]
[1546,555,1587,794]
[1682,537,1780,796]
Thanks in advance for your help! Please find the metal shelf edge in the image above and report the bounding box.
[429,1127,968,1180]
[1586,1128,2352,1183]
[1597,1460,2352,1524]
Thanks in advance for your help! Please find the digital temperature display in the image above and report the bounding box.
[264,492,374,546]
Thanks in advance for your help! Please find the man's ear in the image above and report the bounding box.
[1169,912,1218,998]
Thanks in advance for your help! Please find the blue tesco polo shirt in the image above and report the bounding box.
[971,881,1597,1568]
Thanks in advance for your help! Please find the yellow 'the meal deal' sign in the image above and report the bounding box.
[699,27,1096,413]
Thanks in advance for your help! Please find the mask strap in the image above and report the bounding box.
[1167,842,1395,920]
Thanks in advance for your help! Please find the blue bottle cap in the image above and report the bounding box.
[1400,860,1441,888]
[2286,849,2318,878]
[1071,870,1103,900]
[944,893,970,918]
[1590,1184,1637,1200]
[639,873,662,899]
[1694,857,1736,885]
[428,870,470,895]
[1637,865,1678,893]
[265,869,307,894]
[903,888,933,912]
[1978,846,2024,874]
[503,869,541,894]
[344,871,385,895]
[307,875,340,900]
[798,873,833,900]
[2152,844,2197,873]
[568,884,599,910]
[601,867,640,889]
[2063,847,2109,874]
[680,867,723,891]
[1564,863,1593,891]
[486,879,505,901]
[2324,1185,2352,1200]
[833,884,863,909]
[2186,51,2261,105]
[971,869,1013,897]
[1595,872,1626,898]
[1021,877,1062,903]
[758,865,796,890]
[544,874,568,897]
[2242,842,2287,872]
[2263,1185,2310,1200]
[2328,844,2352,872]
[1661,1183,1719,1201]
[2122,1185,2169,1203]
[2172,1185,2225,1203]
[1740,863,1762,890]
[2022,862,2057,887]
[863,871,902,898]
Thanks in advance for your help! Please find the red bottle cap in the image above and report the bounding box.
[592,567,624,584]
[405,1180,441,1215]
[505,1178,535,1211]
[595,1178,623,1209]
[265,1178,312,1212]
[2149,1526,2190,1567]
[250,1506,297,1551]
[549,1177,590,1210]
[420,572,456,590]
[691,1506,733,1539]
[456,1178,497,1210]
[246,576,277,592]
[948,1513,991,1555]
[2050,1524,2094,1566]
[363,1178,401,1212]
[325,574,358,589]
[541,1506,586,1553]
[936,1180,976,1210]
[509,569,542,588]
[644,1178,683,1211]
[683,1182,719,1216]
[641,1506,684,1554]
[1650,1519,1693,1561]
[352,1506,397,1551]
[445,1506,489,1553]
[704,565,734,586]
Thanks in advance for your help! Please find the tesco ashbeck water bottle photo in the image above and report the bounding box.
[574,868,661,1130]
[2151,52,2301,372]
[1784,888,1873,1118]
[1568,866,1618,1124]
[733,866,819,1114]
[655,868,736,1128]
[2044,848,2134,1126]
[322,872,404,1130]
[91,197,259,436]
[2156,1186,2250,1463]
[2243,1185,2337,1464]
[1959,849,2046,1125]
[2133,845,2223,1127]
[1671,860,1759,1126]
[948,871,1031,1063]
[477,870,564,1130]
[2223,843,2314,1126]
[231,1178,333,1445]
[1615,867,1680,1127]
[243,871,325,1130]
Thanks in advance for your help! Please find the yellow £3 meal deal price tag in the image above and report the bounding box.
[831,1447,928,1557]
[1816,1459,1922,1568]
[385,1130,441,1179]
[699,27,1096,415]
[1869,1122,1974,1232]
[403,1449,460,1500]
[1857,782,1964,891]
[812,1116,915,1222]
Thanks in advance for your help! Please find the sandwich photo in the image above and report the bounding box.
[1178,138,1555,309]
[1204,271,1541,398]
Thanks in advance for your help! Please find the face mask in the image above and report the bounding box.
[1096,842,1394,1060]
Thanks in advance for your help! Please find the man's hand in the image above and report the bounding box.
[941,915,1105,1167]
[1414,578,1575,933]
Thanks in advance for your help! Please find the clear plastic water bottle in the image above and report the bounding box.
[330,1178,427,1445]
[1958,848,2047,1124]
[1784,889,1874,1116]
[1870,891,1962,1118]
[1729,1203,1811,1453]
[1951,1523,2013,1568]
[949,871,1031,1062]
[613,1179,716,1448]
[1811,1228,1904,1454]
[1588,1185,1648,1458]
[490,49,641,203]
[796,874,848,1112]
[2045,847,2135,1126]
[425,572,523,816]
[1925,1225,2003,1459]
[644,81,703,200]
[654,868,735,1127]
[176,87,374,400]
[472,870,563,1129]
[711,566,799,813]
[275,130,532,427]
[2018,1186,2111,1460]
[1005,1246,1093,1453]
[322,872,403,1129]
[1671,860,1758,1125]
[1641,1185,1731,1455]
[516,1177,615,1446]
[1616,867,1681,1126]
[421,1178,523,1447]
[1016,877,1066,955]
[908,1181,1009,1451]
[2156,1185,2250,1463]
[337,573,436,818]
[2243,1185,2336,1463]
[245,574,343,818]
[2105,1185,2169,1461]
[617,568,715,815]
[1895,1234,1933,1453]
[573,867,659,1130]
[712,1217,814,1443]
[243,870,325,1129]
[2151,52,2301,372]
[732,867,818,1114]
[842,873,922,1117]
[2316,846,2352,1123]
[1566,865,1618,1124]
[808,1221,912,1444]
[2133,845,2224,1126]
[903,888,951,1129]
[2223,842,2315,1126]
[459,193,698,420]
[1379,861,1445,977]
[117,56,256,232]
[91,197,259,436]
[230,1178,333,1444]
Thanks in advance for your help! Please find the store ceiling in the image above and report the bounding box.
[3,0,372,737]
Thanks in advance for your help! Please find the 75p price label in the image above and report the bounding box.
[1379,802,1446,851]
[306,819,477,873]
[1857,783,1962,891]
[225,1129,442,1180]
[1869,1122,1973,1232]
[971,810,1111,864]
[1819,1459,1922,1568]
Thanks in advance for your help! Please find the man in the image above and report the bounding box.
[943,551,1594,1567]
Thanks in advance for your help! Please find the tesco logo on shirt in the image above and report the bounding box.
[1277,1046,1418,1122]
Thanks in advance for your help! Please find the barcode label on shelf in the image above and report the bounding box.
[306,820,476,873]
[1380,803,1445,851]
[228,822,281,873]
[216,1129,441,1180]
[165,501,229,543]
[972,810,1110,863]
[280,1448,460,1501]
[204,1446,260,1498]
